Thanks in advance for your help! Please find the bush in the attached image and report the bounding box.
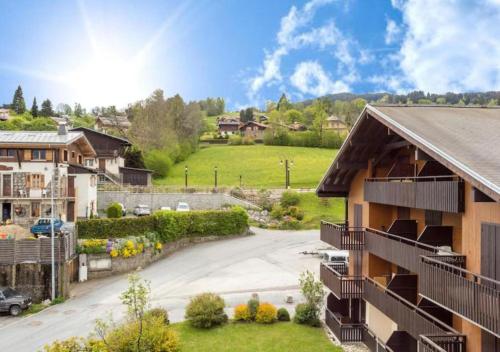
[263,130,345,149]
[230,187,245,199]
[279,217,301,230]
[78,207,249,240]
[106,202,123,219]
[247,298,259,320]
[255,303,277,324]
[277,307,291,321]
[185,293,228,329]
[241,136,255,145]
[145,307,170,325]
[281,191,300,207]
[228,135,242,145]
[144,149,173,178]
[270,204,284,220]
[286,206,304,220]
[293,303,320,327]
[234,304,251,322]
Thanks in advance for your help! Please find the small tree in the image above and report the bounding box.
[40,99,54,117]
[296,270,324,326]
[11,85,26,114]
[106,202,123,218]
[31,97,39,118]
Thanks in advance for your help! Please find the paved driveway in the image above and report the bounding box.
[0,228,325,352]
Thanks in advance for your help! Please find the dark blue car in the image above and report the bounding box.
[30,218,64,235]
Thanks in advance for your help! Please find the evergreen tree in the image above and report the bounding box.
[31,97,39,117]
[277,93,291,112]
[40,99,54,117]
[11,85,26,114]
[74,103,84,117]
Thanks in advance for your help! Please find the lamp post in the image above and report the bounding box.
[50,167,56,301]
[214,166,218,191]
[280,159,294,189]
[184,166,188,189]
[239,175,242,188]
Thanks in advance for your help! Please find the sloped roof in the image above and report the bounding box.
[0,131,84,145]
[327,115,343,122]
[317,104,500,201]
[96,115,131,127]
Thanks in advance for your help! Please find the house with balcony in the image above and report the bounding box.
[94,115,131,136]
[317,105,500,351]
[71,127,152,186]
[0,124,98,225]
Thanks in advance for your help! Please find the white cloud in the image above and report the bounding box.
[290,61,349,96]
[385,19,401,44]
[389,0,500,92]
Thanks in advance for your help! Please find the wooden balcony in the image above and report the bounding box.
[365,228,465,274]
[320,263,363,299]
[325,308,363,342]
[364,176,464,213]
[420,255,500,337]
[362,326,390,352]
[418,334,466,352]
[320,221,364,250]
[363,277,458,341]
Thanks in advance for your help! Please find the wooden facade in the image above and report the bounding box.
[317,105,500,351]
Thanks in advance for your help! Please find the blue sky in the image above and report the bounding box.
[0,0,499,110]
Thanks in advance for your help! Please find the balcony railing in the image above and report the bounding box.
[320,263,363,299]
[362,325,391,352]
[418,334,466,352]
[364,176,464,213]
[420,255,500,337]
[365,228,465,274]
[363,277,459,341]
[325,308,363,342]
[320,221,364,250]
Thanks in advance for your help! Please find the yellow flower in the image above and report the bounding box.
[110,249,118,258]
[125,240,134,250]
[137,243,144,252]
[122,248,131,258]
[155,242,162,250]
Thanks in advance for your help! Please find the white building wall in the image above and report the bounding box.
[365,302,398,343]
[73,173,97,218]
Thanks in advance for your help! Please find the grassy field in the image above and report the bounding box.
[297,193,345,228]
[155,145,337,188]
[172,322,341,352]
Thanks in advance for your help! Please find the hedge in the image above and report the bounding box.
[77,207,249,241]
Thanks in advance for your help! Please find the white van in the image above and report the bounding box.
[321,250,349,264]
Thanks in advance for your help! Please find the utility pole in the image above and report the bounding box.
[280,159,294,189]
[50,167,56,301]
[214,166,218,191]
[184,165,188,189]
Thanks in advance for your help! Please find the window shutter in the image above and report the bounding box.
[26,174,31,188]
[24,149,31,160]
[41,174,45,188]
[46,150,53,161]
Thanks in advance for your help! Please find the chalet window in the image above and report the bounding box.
[71,151,75,159]
[31,202,40,217]
[0,149,16,157]
[32,149,46,160]
[63,150,68,162]
[78,155,83,164]
[84,159,94,167]
[425,210,442,226]
[28,174,45,189]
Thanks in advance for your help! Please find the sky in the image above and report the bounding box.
[0,0,499,111]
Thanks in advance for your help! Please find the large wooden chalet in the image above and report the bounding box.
[317,105,500,351]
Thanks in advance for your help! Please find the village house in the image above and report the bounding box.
[0,123,98,225]
[0,108,10,121]
[94,115,131,135]
[317,105,500,351]
[217,116,240,135]
[71,127,152,186]
[239,121,267,139]
[325,115,348,133]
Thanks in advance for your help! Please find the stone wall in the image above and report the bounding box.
[97,191,258,212]
[85,232,252,280]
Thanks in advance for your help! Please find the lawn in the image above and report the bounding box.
[297,192,345,229]
[172,322,341,352]
[154,145,337,189]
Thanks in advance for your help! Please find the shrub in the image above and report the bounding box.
[247,298,259,320]
[106,202,123,218]
[293,303,320,327]
[286,206,304,220]
[230,187,245,199]
[146,307,170,325]
[77,239,107,254]
[277,307,291,321]
[242,136,255,145]
[185,293,228,329]
[234,304,251,321]
[255,303,277,324]
[270,204,284,220]
[279,217,301,230]
[144,149,173,178]
[77,216,156,239]
[280,191,300,207]
[228,135,242,145]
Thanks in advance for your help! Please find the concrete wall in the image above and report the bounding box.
[73,173,97,217]
[97,191,258,212]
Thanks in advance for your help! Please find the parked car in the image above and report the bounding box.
[176,202,190,212]
[133,204,151,216]
[0,287,32,316]
[117,202,127,216]
[30,218,64,235]
[159,206,172,211]
[320,250,349,264]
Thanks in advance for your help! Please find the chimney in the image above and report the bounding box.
[58,122,67,135]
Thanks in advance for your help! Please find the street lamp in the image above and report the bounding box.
[214,166,218,191]
[184,165,188,189]
[280,159,294,189]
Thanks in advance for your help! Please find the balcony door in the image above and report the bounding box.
[481,222,500,351]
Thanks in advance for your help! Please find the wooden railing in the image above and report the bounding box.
[320,221,364,250]
[418,334,466,352]
[363,277,459,341]
[362,325,390,352]
[364,176,464,213]
[320,263,363,299]
[420,255,500,337]
[365,228,465,274]
[325,308,363,342]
